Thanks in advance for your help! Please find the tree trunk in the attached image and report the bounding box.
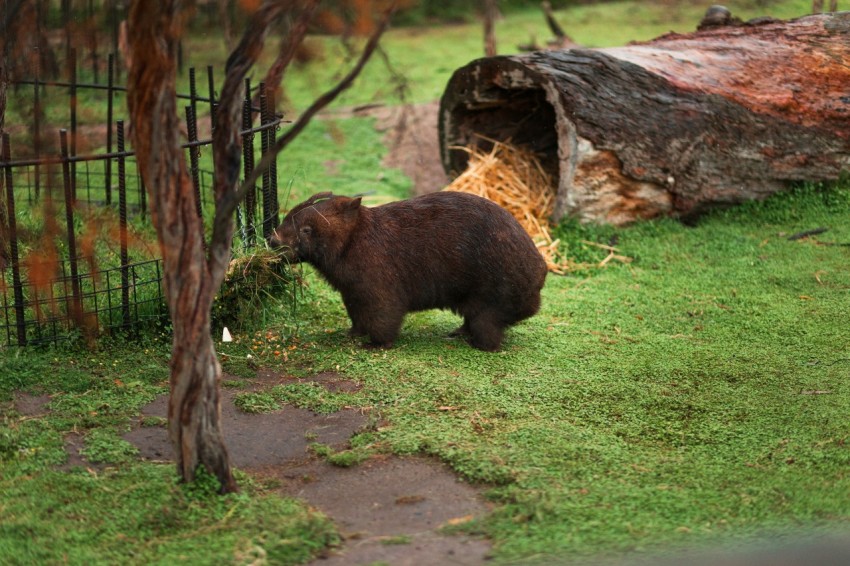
[126,0,236,493]
[439,12,850,225]
[483,0,498,57]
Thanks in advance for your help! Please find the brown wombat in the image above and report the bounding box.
[269,191,547,351]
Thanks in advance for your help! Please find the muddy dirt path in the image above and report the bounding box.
[119,372,492,565]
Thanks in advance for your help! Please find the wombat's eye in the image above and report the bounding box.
[300,226,312,235]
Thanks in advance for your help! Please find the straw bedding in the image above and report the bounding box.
[442,141,572,274]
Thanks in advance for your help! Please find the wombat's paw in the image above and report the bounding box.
[468,327,503,352]
[348,327,367,337]
[469,338,501,352]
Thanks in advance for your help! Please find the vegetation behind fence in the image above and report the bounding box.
[1,56,283,347]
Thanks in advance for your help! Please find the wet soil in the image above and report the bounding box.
[13,393,52,416]
[12,367,491,564]
[115,371,491,565]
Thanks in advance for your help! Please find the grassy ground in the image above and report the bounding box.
[241,180,850,561]
[0,336,338,564]
[4,148,847,564]
[178,0,818,110]
[3,0,848,563]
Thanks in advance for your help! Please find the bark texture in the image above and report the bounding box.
[127,0,237,493]
[439,12,850,224]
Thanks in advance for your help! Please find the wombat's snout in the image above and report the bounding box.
[267,231,283,249]
[267,231,298,262]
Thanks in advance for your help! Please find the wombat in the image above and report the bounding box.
[269,191,547,351]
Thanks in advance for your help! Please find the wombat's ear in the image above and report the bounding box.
[343,197,362,216]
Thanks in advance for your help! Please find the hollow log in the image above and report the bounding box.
[439,11,850,224]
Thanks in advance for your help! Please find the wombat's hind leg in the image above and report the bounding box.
[467,311,505,352]
[448,320,471,338]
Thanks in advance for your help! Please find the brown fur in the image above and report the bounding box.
[269,191,547,351]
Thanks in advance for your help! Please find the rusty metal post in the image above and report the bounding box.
[105,53,115,205]
[2,134,27,346]
[268,88,279,229]
[185,105,203,218]
[259,83,274,240]
[60,130,82,327]
[242,78,256,246]
[68,48,78,202]
[117,121,130,330]
[33,72,42,202]
[207,65,217,131]
[189,67,198,131]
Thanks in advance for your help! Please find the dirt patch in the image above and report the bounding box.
[13,392,52,416]
[353,101,448,197]
[120,372,492,564]
[62,432,90,471]
[293,370,364,393]
[274,456,491,565]
[125,381,368,467]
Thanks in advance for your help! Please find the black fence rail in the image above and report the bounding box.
[1,59,284,348]
[0,257,165,347]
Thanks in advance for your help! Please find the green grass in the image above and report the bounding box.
[234,382,359,415]
[0,465,338,565]
[271,180,850,560]
[175,0,819,109]
[0,338,340,564]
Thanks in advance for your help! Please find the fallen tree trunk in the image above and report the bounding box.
[439,11,850,224]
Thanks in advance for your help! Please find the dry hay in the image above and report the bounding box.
[217,248,299,329]
[443,141,574,274]
[225,248,292,287]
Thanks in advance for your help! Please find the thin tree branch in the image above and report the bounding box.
[541,1,566,39]
[218,2,397,230]
[218,0,235,52]
[483,0,498,56]
[251,0,321,112]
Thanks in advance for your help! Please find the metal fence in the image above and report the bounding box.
[1,58,283,347]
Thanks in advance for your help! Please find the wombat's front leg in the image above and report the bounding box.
[344,297,407,348]
[348,325,367,338]
[341,296,368,337]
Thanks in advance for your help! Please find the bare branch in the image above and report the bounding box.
[483,0,498,56]
[541,1,566,39]
[218,0,235,52]
[220,2,397,228]
[252,0,322,111]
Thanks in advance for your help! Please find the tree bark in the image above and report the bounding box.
[439,12,850,225]
[127,0,237,493]
[483,0,498,57]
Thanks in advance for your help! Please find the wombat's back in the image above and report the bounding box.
[357,191,547,320]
